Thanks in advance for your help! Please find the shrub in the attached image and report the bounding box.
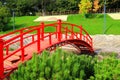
[10,49,95,80]
[94,55,120,80]
[10,50,120,80]
[0,2,10,31]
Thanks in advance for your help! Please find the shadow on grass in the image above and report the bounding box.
[3,24,26,31]
[85,14,104,19]
[104,24,113,34]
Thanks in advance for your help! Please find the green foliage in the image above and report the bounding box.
[67,14,120,34]
[0,0,119,17]
[94,55,120,80]
[10,50,120,80]
[0,13,120,34]
[10,49,120,80]
[4,0,81,16]
[78,0,92,17]
[0,2,10,31]
[10,49,95,80]
[6,0,38,16]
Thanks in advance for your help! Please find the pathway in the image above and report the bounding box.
[108,13,120,20]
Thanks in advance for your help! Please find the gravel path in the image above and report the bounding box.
[2,34,120,54]
[108,13,120,20]
[92,35,120,54]
[34,15,68,22]
[62,35,120,54]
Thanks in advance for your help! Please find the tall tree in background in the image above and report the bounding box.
[6,0,38,16]
[0,1,10,31]
[93,0,100,12]
[78,0,92,16]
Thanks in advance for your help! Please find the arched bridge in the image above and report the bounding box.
[0,20,94,79]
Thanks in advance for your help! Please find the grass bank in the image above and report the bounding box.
[1,14,120,34]
[68,14,120,34]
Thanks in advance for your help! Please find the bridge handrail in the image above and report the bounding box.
[0,21,92,43]
[61,22,92,40]
[0,20,93,79]
[2,20,93,58]
[0,25,40,39]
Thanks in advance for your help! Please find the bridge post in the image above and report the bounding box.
[20,31,24,61]
[41,22,44,41]
[79,26,82,40]
[37,28,41,52]
[57,19,61,41]
[65,27,68,40]
[71,25,74,39]
[0,39,4,79]
[49,33,52,45]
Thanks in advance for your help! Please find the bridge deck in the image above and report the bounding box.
[0,20,93,79]
[4,37,71,71]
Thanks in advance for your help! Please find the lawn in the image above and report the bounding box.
[0,16,40,34]
[0,14,120,34]
[67,14,120,34]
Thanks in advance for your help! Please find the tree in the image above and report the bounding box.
[93,0,100,12]
[0,1,10,31]
[78,0,92,16]
[6,0,38,16]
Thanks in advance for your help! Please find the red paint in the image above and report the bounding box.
[37,28,41,52]
[0,19,94,79]
[57,19,61,41]
[0,39,4,79]
[41,22,44,41]
[20,30,24,61]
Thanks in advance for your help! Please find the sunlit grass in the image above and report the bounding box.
[1,14,120,35]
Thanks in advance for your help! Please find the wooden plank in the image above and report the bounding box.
[15,51,28,56]
[6,55,20,62]
[4,60,13,69]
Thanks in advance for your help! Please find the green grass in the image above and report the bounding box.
[0,16,56,34]
[0,16,39,34]
[67,14,120,34]
[0,14,120,34]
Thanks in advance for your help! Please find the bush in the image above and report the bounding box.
[94,54,120,80]
[0,2,10,31]
[10,50,120,80]
[10,49,95,80]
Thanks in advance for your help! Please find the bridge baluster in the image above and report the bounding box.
[57,20,61,41]
[0,39,4,79]
[79,26,82,40]
[6,45,9,55]
[86,35,88,43]
[65,27,68,40]
[41,22,44,41]
[20,30,24,61]
[32,35,34,42]
[49,33,52,45]
[37,28,41,52]
[55,26,57,38]
[71,25,74,39]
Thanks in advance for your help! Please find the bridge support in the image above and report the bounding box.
[57,20,61,41]
[20,31,24,61]
[37,28,41,52]
[0,20,94,79]
[79,26,83,40]
[41,22,44,41]
[0,39,4,79]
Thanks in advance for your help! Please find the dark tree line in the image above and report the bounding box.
[0,0,119,16]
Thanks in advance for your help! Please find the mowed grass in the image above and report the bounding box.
[1,16,39,33]
[0,16,56,34]
[67,14,120,34]
[0,14,120,34]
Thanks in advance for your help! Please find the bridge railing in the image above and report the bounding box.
[0,19,93,79]
[1,19,93,62]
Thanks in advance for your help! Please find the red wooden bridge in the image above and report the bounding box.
[0,20,93,79]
